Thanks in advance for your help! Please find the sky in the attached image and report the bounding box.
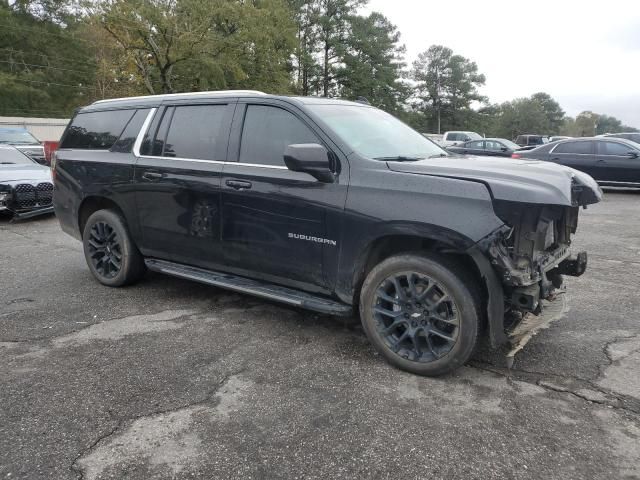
[363,0,640,128]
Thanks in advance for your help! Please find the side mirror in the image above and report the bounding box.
[500,146,509,152]
[284,144,336,183]
[627,151,639,159]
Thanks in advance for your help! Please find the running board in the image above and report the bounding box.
[145,258,352,316]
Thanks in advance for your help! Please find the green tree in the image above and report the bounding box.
[530,92,564,134]
[335,12,407,113]
[0,2,95,117]
[410,45,486,133]
[288,0,321,95]
[97,0,296,95]
[494,98,548,139]
[493,93,566,139]
[316,0,365,97]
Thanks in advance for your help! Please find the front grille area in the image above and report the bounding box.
[13,182,53,209]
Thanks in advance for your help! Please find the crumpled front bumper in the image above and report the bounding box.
[505,293,568,367]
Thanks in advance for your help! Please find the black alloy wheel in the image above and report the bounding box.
[359,254,480,376]
[82,209,146,287]
[87,221,123,279]
[373,272,459,362]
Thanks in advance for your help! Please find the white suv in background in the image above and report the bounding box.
[439,131,482,147]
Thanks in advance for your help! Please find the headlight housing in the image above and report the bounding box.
[0,189,11,207]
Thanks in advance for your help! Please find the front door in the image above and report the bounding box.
[220,102,348,292]
[133,102,235,268]
[594,140,640,185]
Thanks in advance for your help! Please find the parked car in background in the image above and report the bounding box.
[0,128,46,165]
[447,138,521,157]
[600,132,640,145]
[549,136,572,143]
[513,137,640,187]
[439,131,482,147]
[0,145,54,219]
[514,134,549,149]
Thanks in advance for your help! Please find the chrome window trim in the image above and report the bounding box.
[135,154,288,170]
[597,153,637,157]
[137,154,224,164]
[133,108,157,157]
[599,180,640,185]
[233,162,288,170]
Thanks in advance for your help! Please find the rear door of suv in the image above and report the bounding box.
[133,100,235,268]
[220,100,348,292]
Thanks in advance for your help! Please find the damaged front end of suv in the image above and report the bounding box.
[476,172,602,358]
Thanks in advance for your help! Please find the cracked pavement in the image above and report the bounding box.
[1,191,640,479]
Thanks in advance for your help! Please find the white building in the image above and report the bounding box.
[0,116,70,142]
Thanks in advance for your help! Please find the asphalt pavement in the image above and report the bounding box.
[1,191,639,479]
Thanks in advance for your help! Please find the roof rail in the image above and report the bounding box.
[93,90,267,105]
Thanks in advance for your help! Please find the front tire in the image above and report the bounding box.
[360,253,480,376]
[82,209,145,287]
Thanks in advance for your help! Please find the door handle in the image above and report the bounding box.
[226,179,252,190]
[142,171,163,181]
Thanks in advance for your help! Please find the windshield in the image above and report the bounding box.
[466,132,482,141]
[0,130,40,145]
[500,139,521,149]
[308,104,448,160]
[0,147,36,165]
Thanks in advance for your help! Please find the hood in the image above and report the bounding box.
[386,156,602,207]
[0,163,52,184]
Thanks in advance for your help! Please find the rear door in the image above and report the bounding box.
[594,140,640,185]
[220,101,348,292]
[549,140,596,176]
[133,101,235,268]
[464,140,486,155]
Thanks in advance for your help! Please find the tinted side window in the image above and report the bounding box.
[485,141,502,151]
[468,140,484,149]
[111,109,151,153]
[239,105,319,167]
[61,110,135,149]
[163,105,227,160]
[599,141,635,156]
[153,107,174,156]
[554,141,593,154]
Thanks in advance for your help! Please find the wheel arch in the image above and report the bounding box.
[77,196,127,235]
[349,228,504,346]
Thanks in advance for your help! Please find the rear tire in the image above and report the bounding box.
[359,253,480,376]
[82,209,145,287]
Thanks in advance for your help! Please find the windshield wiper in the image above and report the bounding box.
[0,162,16,164]
[374,156,425,162]
[428,153,448,158]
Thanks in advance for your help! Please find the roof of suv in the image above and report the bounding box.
[80,90,367,113]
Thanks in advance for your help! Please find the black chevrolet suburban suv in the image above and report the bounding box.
[53,90,602,376]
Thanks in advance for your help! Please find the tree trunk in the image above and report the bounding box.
[323,41,329,97]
